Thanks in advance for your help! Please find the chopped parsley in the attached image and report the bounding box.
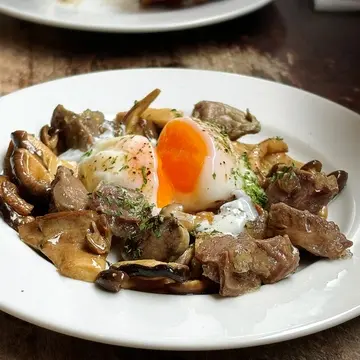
[139,215,164,238]
[171,109,183,118]
[124,243,143,260]
[241,172,268,208]
[212,172,217,180]
[118,164,129,173]
[241,152,251,169]
[275,136,284,141]
[231,153,268,208]
[140,166,148,189]
[270,163,296,182]
[81,149,93,158]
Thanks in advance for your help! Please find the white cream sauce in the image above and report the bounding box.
[197,190,258,236]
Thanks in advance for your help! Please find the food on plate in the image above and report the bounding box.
[59,0,209,8]
[140,0,209,7]
[0,88,351,297]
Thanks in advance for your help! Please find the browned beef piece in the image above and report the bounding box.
[195,232,299,297]
[192,101,261,140]
[89,183,189,262]
[245,211,268,239]
[51,166,89,212]
[51,105,106,152]
[89,183,153,224]
[266,165,338,214]
[268,203,352,259]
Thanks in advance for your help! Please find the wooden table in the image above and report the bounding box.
[0,1,360,359]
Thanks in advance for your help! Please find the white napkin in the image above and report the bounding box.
[314,0,360,11]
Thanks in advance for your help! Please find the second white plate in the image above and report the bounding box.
[0,0,273,33]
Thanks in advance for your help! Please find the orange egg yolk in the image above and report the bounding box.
[156,119,208,207]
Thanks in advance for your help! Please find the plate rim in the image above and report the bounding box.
[1,68,360,350]
[0,0,274,33]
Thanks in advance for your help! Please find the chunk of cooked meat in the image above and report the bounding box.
[266,164,339,214]
[51,105,106,152]
[195,232,299,297]
[51,166,89,212]
[18,211,108,282]
[192,101,261,140]
[89,182,153,223]
[122,215,190,262]
[89,183,189,262]
[268,203,352,259]
[245,211,268,239]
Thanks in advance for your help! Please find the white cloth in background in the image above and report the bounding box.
[314,0,360,11]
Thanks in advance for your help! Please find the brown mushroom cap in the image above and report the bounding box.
[301,160,323,173]
[166,279,219,295]
[12,130,59,176]
[328,170,348,194]
[1,180,34,216]
[120,89,160,141]
[3,141,15,181]
[85,220,111,255]
[12,148,53,197]
[95,269,129,293]
[110,260,190,283]
[40,125,59,155]
[0,175,35,230]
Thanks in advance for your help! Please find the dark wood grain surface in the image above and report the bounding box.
[1,1,360,359]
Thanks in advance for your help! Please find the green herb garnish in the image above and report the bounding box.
[141,166,148,189]
[81,149,93,158]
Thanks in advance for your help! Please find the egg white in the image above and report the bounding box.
[167,118,250,212]
[78,135,159,205]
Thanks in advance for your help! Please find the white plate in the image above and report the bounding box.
[0,0,273,33]
[0,69,360,350]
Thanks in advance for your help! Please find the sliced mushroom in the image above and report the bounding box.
[0,176,34,230]
[120,89,161,141]
[12,130,59,176]
[328,170,348,194]
[11,130,77,176]
[85,220,111,255]
[166,279,219,295]
[0,197,34,230]
[96,270,171,294]
[174,244,195,266]
[3,141,15,180]
[301,160,322,173]
[117,108,184,129]
[160,204,214,232]
[1,180,34,216]
[95,269,129,293]
[123,215,190,262]
[110,260,190,283]
[12,148,53,197]
[160,204,197,231]
[40,125,59,155]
